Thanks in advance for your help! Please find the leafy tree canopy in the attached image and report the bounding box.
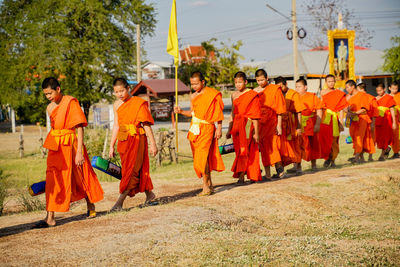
[383,35,400,80]
[0,0,156,123]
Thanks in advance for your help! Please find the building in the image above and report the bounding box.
[179,45,216,64]
[241,48,393,95]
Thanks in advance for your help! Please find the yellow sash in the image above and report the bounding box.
[117,124,145,141]
[378,106,389,117]
[301,114,314,129]
[322,109,340,137]
[189,112,211,135]
[50,129,76,147]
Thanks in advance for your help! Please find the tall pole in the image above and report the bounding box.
[136,24,142,82]
[175,65,179,155]
[292,0,299,81]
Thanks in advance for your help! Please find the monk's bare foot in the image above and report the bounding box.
[236,179,246,186]
[109,204,123,213]
[145,191,156,202]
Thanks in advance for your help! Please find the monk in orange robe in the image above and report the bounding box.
[254,69,286,179]
[275,76,305,175]
[389,81,400,159]
[375,83,398,161]
[37,77,104,228]
[295,78,324,170]
[109,78,158,211]
[319,74,348,168]
[345,80,374,164]
[226,72,261,184]
[174,71,225,195]
[357,83,379,161]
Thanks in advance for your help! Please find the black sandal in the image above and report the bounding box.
[32,220,55,229]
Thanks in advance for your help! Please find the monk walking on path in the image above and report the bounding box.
[36,77,104,228]
[226,72,261,184]
[109,78,158,211]
[174,71,225,196]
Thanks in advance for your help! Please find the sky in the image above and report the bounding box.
[143,0,400,64]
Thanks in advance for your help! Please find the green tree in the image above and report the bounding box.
[0,0,156,122]
[383,36,400,80]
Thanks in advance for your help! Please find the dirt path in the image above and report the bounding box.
[1,159,400,266]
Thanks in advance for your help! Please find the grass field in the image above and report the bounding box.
[0,125,399,265]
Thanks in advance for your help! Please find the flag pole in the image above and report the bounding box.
[175,63,179,155]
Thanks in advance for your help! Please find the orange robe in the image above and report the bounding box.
[300,92,324,161]
[231,90,261,181]
[364,93,379,154]
[392,93,400,153]
[117,97,154,197]
[375,94,396,150]
[319,90,348,160]
[43,96,104,212]
[258,84,286,166]
[280,89,305,166]
[347,91,373,154]
[188,87,225,178]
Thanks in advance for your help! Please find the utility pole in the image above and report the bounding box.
[292,0,299,81]
[136,24,142,82]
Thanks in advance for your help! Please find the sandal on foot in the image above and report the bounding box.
[86,210,96,218]
[197,191,213,197]
[144,200,159,206]
[32,220,55,229]
[108,207,123,213]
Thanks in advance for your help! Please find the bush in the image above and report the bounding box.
[0,169,8,216]
[18,191,45,212]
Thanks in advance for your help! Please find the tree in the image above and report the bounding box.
[0,0,156,122]
[178,38,243,89]
[302,0,373,49]
[383,35,400,80]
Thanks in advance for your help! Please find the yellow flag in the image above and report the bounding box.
[167,0,179,66]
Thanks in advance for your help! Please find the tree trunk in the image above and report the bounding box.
[82,101,91,120]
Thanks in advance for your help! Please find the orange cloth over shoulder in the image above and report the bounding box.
[258,84,286,166]
[117,96,154,197]
[280,89,305,166]
[188,87,225,178]
[231,90,261,181]
[347,91,374,154]
[319,89,348,160]
[375,94,396,150]
[43,96,104,212]
[392,93,400,153]
[300,92,324,161]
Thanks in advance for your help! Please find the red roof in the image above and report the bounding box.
[308,46,368,51]
[131,79,190,98]
[180,45,215,63]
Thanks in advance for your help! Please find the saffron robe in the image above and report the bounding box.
[347,91,373,154]
[258,84,286,166]
[392,93,400,153]
[117,97,154,197]
[375,94,396,150]
[188,87,225,178]
[231,90,261,181]
[364,93,379,154]
[280,89,305,166]
[300,92,324,161]
[43,96,104,212]
[319,89,348,160]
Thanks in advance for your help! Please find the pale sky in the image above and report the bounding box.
[144,0,400,63]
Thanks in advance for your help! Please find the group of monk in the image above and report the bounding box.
[34,71,399,227]
[175,70,400,195]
